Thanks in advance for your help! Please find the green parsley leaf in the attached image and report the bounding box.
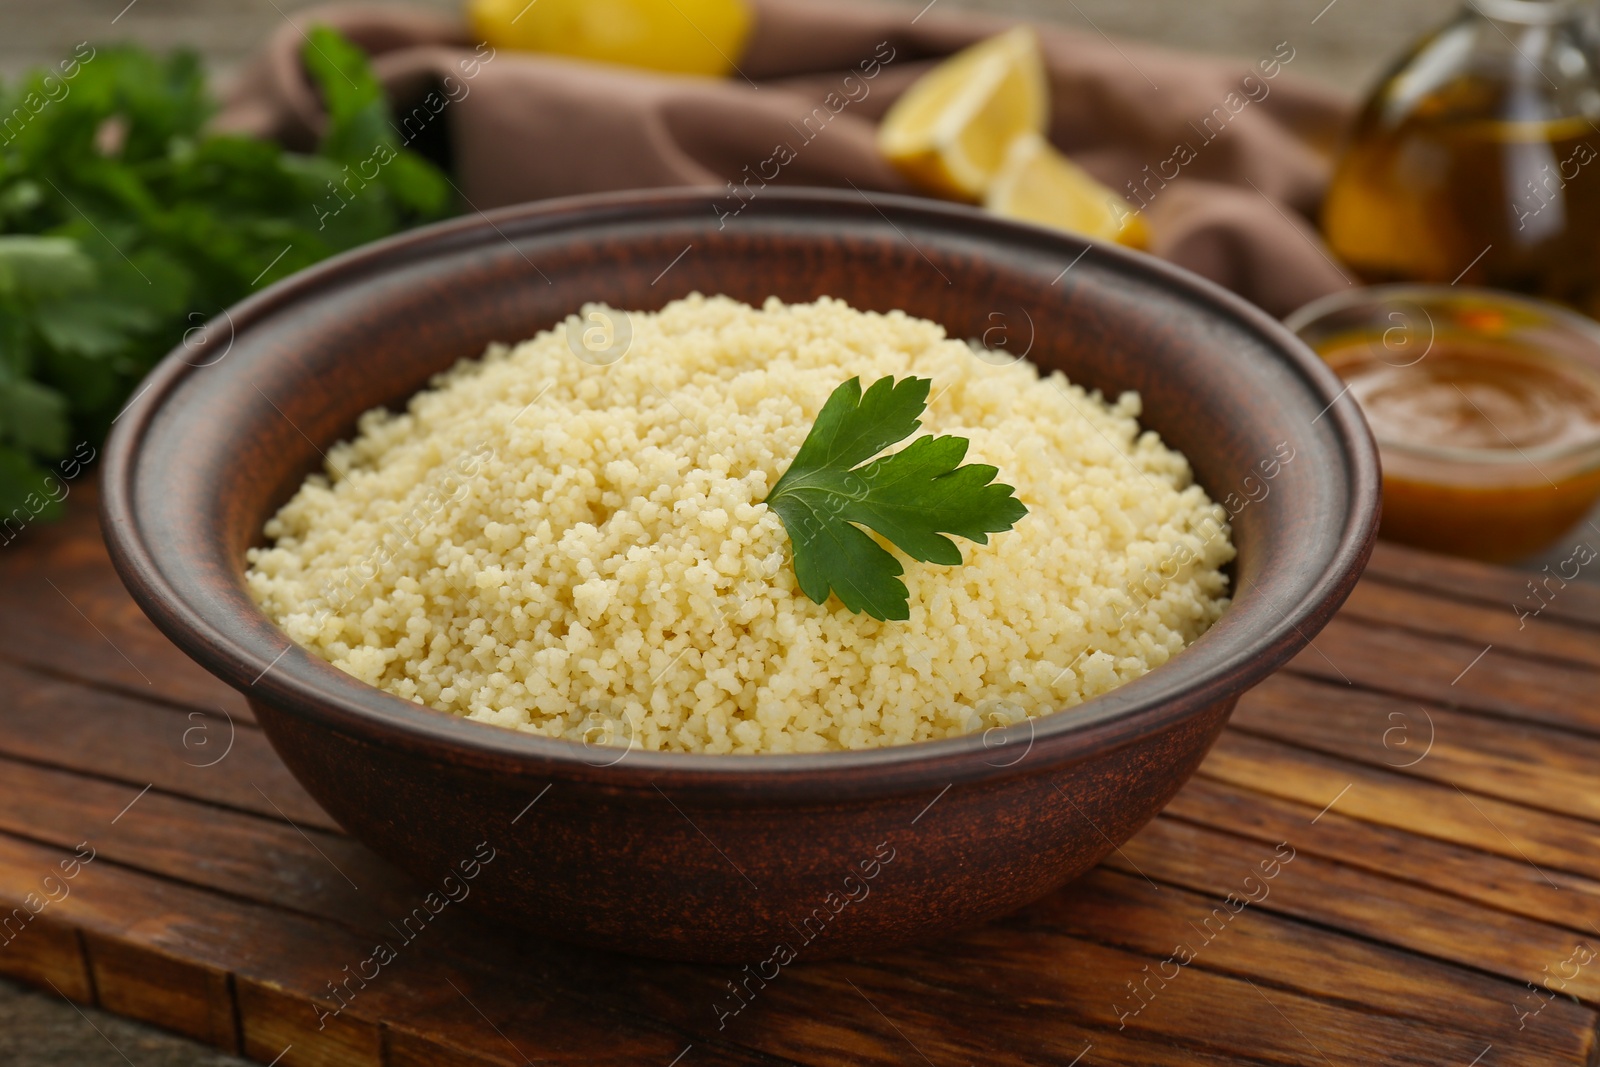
[303,25,450,218]
[0,236,95,301]
[0,378,69,455]
[0,30,454,522]
[765,376,1028,622]
[0,444,65,527]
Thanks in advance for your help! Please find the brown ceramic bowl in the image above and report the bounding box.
[101,189,1378,963]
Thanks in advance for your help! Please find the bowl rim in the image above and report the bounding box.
[1283,282,1600,470]
[101,187,1380,796]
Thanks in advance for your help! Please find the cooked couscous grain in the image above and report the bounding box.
[245,295,1233,753]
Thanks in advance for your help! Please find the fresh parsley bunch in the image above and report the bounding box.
[0,29,450,525]
[766,376,1028,621]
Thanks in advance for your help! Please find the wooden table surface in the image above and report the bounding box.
[0,484,1597,1067]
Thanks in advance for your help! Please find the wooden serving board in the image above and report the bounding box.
[2,484,1598,1066]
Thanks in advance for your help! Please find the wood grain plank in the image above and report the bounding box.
[0,913,92,1005]
[1285,616,1600,739]
[1167,775,1600,938]
[1004,868,1598,1066]
[573,949,1275,1067]
[0,756,406,928]
[380,910,1291,1067]
[1368,540,1600,630]
[383,1030,520,1067]
[446,869,1570,1067]
[1115,817,1600,1005]
[1200,731,1600,884]
[1236,672,1600,822]
[237,980,380,1067]
[0,660,334,832]
[0,776,1281,1067]
[841,944,1510,1067]
[83,933,237,1050]
[0,483,250,717]
[1341,578,1600,671]
[0,759,808,1065]
[0,830,775,1067]
[240,924,800,1067]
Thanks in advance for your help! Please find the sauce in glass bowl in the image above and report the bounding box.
[1287,287,1600,563]
[1327,338,1600,453]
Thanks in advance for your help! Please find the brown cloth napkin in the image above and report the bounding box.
[219,1,1354,317]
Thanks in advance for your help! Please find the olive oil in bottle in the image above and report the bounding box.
[1323,0,1600,316]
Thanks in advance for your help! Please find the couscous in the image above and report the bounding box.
[245,295,1234,753]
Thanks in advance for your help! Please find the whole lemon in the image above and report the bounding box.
[468,0,754,77]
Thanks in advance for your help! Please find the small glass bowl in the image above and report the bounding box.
[1285,284,1600,563]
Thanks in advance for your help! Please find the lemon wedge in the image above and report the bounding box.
[467,0,753,77]
[877,26,1049,202]
[985,133,1148,248]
